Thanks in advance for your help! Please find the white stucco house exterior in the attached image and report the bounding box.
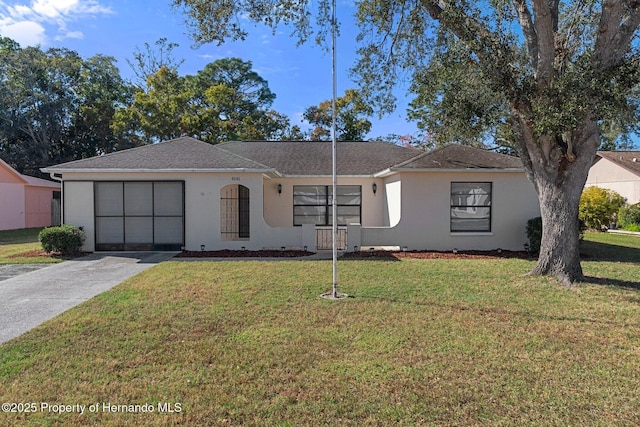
[42,137,540,253]
[586,151,640,204]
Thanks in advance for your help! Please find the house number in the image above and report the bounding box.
[231,177,241,181]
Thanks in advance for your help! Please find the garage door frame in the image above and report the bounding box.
[94,180,185,251]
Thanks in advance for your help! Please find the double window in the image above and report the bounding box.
[450,182,492,232]
[293,185,361,226]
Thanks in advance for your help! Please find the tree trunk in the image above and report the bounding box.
[517,118,600,285]
[529,178,585,285]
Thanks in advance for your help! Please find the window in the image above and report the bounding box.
[293,185,361,226]
[221,185,250,240]
[450,182,492,232]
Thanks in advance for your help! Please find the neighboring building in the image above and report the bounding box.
[586,151,640,204]
[42,137,540,252]
[0,158,61,230]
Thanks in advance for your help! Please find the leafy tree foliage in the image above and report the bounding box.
[115,57,297,143]
[303,89,373,141]
[579,187,626,230]
[127,37,185,88]
[172,0,640,284]
[0,38,134,176]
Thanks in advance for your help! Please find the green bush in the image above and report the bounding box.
[525,216,585,254]
[525,217,542,253]
[618,204,640,230]
[579,187,626,230]
[39,225,85,254]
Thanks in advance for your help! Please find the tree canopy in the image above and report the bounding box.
[303,89,373,141]
[0,38,133,176]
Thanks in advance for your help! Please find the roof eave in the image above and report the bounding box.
[41,167,276,174]
[388,167,525,173]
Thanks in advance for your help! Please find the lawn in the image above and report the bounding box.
[0,233,639,425]
[0,228,63,265]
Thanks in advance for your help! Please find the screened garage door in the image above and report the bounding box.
[95,181,184,251]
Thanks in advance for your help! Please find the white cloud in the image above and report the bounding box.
[0,0,111,46]
[0,19,45,45]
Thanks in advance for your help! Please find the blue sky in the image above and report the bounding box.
[0,0,418,140]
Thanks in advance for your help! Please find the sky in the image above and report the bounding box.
[0,0,419,140]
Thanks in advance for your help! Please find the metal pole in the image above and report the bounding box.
[331,0,338,298]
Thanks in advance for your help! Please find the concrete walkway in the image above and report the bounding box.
[0,252,176,344]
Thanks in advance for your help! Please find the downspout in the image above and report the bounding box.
[48,173,64,225]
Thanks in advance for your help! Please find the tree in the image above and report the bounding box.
[113,66,192,143]
[303,89,373,141]
[127,37,185,88]
[579,187,626,230]
[0,38,138,176]
[187,57,284,142]
[173,0,640,284]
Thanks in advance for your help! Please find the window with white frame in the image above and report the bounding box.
[450,182,492,232]
[293,185,361,226]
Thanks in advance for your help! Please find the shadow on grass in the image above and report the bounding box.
[358,294,640,327]
[580,240,640,263]
[584,276,640,291]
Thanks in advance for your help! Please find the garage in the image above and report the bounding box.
[94,181,184,251]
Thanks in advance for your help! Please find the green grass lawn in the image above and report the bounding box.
[0,228,63,265]
[0,232,639,425]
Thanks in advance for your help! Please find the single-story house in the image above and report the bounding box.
[1,158,61,230]
[586,151,640,204]
[42,137,540,252]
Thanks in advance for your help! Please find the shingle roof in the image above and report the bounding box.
[43,137,272,171]
[217,141,420,175]
[42,137,524,176]
[392,144,523,170]
[596,151,640,177]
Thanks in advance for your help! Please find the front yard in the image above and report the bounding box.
[0,232,639,425]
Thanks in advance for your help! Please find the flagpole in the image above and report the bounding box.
[331,0,339,299]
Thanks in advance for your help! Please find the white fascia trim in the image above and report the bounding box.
[41,168,276,174]
[388,168,525,173]
[280,174,373,179]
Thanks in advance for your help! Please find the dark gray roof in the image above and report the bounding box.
[393,144,523,170]
[43,137,271,171]
[217,141,420,175]
[43,137,524,175]
[596,151,640,177]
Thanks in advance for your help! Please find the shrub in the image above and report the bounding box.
[579,187,626,230]
[618,204,640,230]
[525,217,586,254]
[39,225,85,255]
[525,217,542,253]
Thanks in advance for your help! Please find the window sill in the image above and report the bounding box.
[450,232,494,236]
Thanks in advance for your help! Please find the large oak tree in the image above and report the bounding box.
[173,0,640,285]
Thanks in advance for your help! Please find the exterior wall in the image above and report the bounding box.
[263,177,387,227]
[60,169,539,252]
[63,181,95,250]
[586,158,640,204]
[358,171,540,251]
[61,171,312,252]
[24,186,59,228]
[0,183,26,230]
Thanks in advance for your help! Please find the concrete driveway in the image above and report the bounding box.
[0,252,176,344]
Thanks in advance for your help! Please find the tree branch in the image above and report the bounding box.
[511,0,539,70]
[531,0,557,85]
[595,0,640,68]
